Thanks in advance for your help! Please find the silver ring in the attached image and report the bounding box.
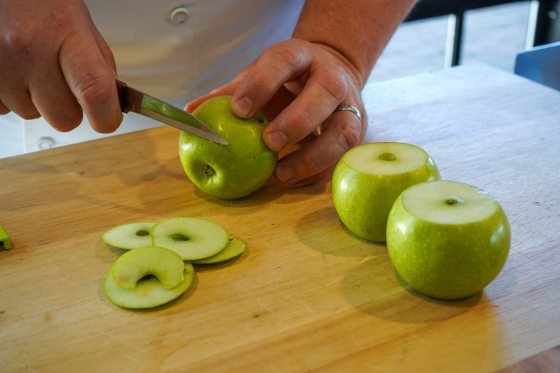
[334,103,362,121]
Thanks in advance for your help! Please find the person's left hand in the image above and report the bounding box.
[186,38,366,186]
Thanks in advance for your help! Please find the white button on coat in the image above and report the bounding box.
[170,6,189,25]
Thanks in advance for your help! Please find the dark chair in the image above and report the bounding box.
[514,41,560,90]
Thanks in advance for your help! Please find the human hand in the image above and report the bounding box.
[0,0,122,132]
[187,38,366,186]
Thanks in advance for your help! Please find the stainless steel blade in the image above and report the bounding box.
[117,80,228,145]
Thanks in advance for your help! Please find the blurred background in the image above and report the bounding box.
[370,0,558,83]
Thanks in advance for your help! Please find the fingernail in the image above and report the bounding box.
[266,131,288,151]
[233,96,253,117]
[276,165,295,183]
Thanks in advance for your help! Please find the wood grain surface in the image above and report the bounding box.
[1,65,559,372]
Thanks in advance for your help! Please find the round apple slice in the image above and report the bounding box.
[103,262,195,309]
[103,246,194,309]
[192,236,246,264]
[151,217,229,260]
[111,246,185,290]
[102,222,156,250]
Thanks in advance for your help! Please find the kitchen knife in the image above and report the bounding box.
[116,80,228,145]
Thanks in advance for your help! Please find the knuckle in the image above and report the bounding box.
[49,13,73,40]
[318,70,348,102]
[247,69,278,93]
[336,118,362,151]
[1,31,33,60]
[73,75,113,107]
[302,152,326,174]
[270,43,302,72]
[286,110,314,134]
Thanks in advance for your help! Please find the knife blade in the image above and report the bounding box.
[116,80,228,145]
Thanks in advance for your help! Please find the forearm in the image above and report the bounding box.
[293,0,416,87]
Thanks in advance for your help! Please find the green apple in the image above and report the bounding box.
[0,224,11,250]
[332,142,440,242]
[110,246,185,290]
[102,222,156,250]
[178,95,277,200]
[192,236,246,265]
[150,217,229,260]
[386,180,511,300]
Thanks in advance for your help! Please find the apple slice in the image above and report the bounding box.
[111,246,185,290]
[386,180,511,300]
[151,217,229,260]
[192,236,246,264]
[103,261,195,309]
[332,142,440,242]
[102,222,156,250]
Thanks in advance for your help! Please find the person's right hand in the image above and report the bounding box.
[0,0,122,132]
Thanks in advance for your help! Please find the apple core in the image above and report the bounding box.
[378,152,397,161]
[445,196,464,205]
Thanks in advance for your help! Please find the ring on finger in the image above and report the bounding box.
[333,103,362,121]
[314,103,362,136]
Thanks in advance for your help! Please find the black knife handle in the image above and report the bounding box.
[116,80,129,113]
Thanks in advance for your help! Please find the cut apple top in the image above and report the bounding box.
[343,142,435,176]
[401,180,501,225]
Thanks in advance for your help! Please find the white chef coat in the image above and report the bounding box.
[0,0,304,157]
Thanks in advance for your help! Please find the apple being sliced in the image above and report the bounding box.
[386,180,511,300]
[178,95,277,200]
[192,236,246,264]
[102,222,156,250]
[151,217,229,260]
[332,142,440,242]
[103,246,195,309]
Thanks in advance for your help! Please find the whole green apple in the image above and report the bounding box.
[178,96,277,199]
[332,142,440,242]
[386,180,511,300]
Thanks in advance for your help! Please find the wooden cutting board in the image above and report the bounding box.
[1,65,559,372]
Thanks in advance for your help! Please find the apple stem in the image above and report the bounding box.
[203,165,216,177]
